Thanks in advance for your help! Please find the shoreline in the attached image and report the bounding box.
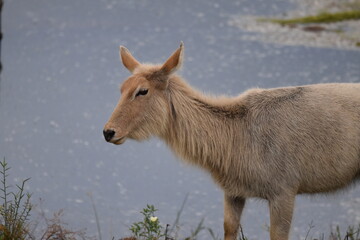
[229,0,360,50]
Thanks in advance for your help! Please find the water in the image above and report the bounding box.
[0,0,359,239]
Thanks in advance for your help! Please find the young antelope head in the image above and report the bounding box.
[103,43,184,145]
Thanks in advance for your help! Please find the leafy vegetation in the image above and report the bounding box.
[123,203,219,240]
[129,205,164,240]
[0,158,32,240]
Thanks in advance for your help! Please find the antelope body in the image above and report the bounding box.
[103,43,360,240]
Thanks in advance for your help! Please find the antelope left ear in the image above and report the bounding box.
[120,46,141,73]
[160,42,184,75]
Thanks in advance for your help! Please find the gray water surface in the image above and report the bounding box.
[0,0,359,239]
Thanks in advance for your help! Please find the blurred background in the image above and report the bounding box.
[0,0,359,239]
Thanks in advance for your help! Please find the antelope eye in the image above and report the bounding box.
[135,89,148,97]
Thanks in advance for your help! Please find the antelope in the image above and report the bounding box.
[103,43,360,240]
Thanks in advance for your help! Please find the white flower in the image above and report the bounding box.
[150,216,158,222]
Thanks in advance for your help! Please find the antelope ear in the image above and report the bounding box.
[119,46,140,73]
[160,42,184,75]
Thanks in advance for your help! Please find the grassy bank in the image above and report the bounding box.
[260,10,360,25]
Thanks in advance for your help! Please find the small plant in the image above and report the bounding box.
[126,200,222,240]
[129,205,164,240]
[0,158,32,240]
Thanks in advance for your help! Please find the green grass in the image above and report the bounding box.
[259,10,360,25]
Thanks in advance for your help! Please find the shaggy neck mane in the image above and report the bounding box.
[160,75,248,173]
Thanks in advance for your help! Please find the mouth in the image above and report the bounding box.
[112,136,126,145]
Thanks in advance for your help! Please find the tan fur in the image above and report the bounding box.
[104,43,360,240]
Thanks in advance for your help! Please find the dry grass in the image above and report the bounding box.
[29,209,90,240]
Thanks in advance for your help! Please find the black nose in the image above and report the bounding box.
[103,129,115,142]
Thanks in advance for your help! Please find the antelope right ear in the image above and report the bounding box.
[119,46,140,73]
[160,42,184,75]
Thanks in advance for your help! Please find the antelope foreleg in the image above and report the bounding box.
[224,195,246,240]
[268,193,295,240]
